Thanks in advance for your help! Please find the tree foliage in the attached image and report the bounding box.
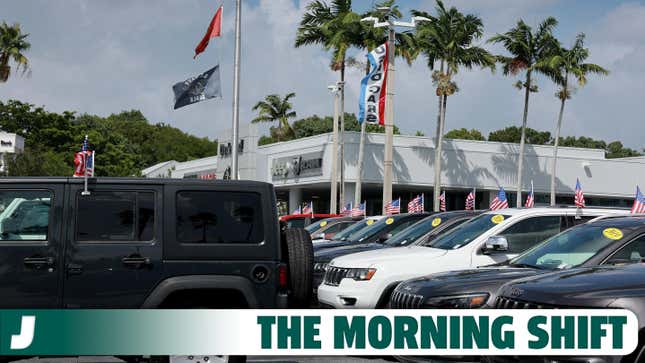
[0,100,217,176]
[444,128,485,141]
[0,22,30,82]
[488,126,552,145]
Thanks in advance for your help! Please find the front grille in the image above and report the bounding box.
[495,296,555,309]
[323,266,349,286]
[390,290,424,309]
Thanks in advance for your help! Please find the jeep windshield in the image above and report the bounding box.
[509,224,628,270]
[344,216,404,243]
[428,213,510,250]
[383,216,442,247]
[333,219,373,241]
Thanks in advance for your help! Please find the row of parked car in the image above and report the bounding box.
[301,207,645,363]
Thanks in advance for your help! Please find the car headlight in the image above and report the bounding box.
[345,268,377,281]
[424,293,489,309]
[313,263,329,273]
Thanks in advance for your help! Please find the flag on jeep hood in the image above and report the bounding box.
[173,65,222,109]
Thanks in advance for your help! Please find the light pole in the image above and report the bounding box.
[328,82,343,214]
[230,0,242,180]
[362,8,430,214]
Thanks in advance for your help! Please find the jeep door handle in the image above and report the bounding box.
[67,263,83,275]
[23,256,55,268]
[121,256,151,266]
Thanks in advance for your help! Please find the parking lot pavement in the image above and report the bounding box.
[11,357,393,363]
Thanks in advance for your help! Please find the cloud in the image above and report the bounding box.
[0,0,644,151]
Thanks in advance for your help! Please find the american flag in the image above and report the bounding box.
[351,201,366,217]
[291,206,302,215]
[385,198,401,215]
[73,135,94,177]
[438,191,446,212]
[407,194,424,213]
[340,202,352,216]
[490,187,509,211]
[525,182,534,208]
[465,189,475,210]
[631,186,645,214]
[302,201,313,215]
[574,179,586,208]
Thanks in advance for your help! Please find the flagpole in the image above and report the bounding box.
[82,134,90,196]
[230,0,242,180]
[473,187,476,211]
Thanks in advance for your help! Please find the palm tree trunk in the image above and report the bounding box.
[339,61,346,208]
[516,71,532,208]
[354,63,371,207]
[433,61,445,212]
[550,76,568,206]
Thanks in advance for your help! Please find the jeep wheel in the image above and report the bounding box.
[284,227,314,307]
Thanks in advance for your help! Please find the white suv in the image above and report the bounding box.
[317,207,630,309]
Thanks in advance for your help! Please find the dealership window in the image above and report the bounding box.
[176,191,264,244]
[498,216,562,253]
[76,191,155,242]
[0,190,51,241]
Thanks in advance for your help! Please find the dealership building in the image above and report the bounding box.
[142,123,645,215]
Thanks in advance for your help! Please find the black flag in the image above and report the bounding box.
[173,65,222,109]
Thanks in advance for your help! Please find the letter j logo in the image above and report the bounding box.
[10,316,35,350]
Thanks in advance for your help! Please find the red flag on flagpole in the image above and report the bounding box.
[194,6,223,59]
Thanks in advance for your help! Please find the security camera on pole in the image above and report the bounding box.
[362,8,430,214]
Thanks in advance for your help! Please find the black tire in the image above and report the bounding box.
[284,227,314,307]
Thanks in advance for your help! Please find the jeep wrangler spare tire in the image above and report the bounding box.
[284,227,314,307]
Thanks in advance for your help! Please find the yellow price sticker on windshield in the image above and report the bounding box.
[386,217,394,225]
[320,221,327,227]
[366,219,374,226]
[431,217,442,227]
[491,215,505,224]
[603,228,623,240]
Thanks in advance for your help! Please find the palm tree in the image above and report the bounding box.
[489,17,559,207]
[296,0,361,209]
[541,33,608,205]
[414,1,495,211]
[0,22,31,83]
[251,93,297,142]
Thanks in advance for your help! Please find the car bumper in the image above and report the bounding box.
[317,278,385,309]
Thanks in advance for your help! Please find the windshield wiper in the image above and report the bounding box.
[509,262,543,269]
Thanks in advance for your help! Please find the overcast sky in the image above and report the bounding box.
[2,0,644,149]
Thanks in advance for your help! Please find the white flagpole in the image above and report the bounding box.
[473,187,476,211]
[82,135,90,196]
[230,0,241,180]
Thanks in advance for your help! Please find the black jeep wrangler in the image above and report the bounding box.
[0,177,313,362]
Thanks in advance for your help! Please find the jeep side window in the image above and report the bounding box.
[605,235,645,265]
[76,191,155,242]
[176,191,264,244]
[497,216,561,253]
[0,190,51,241]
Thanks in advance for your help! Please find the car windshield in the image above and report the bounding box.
[344,216,402,243]
[384,215,445,247]
[305,218,331,233]
[429,213,510,250]
[333,219,372,241]
[510,225,623,270]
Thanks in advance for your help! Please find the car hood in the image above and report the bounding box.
[314,243,387,263]
[399,267,543,302]
[498,265,645,307]
[329,245,448,268]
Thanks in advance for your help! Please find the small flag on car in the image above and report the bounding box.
[351,201,366,217]
[340,202,352,217]
[525,181,535,208]
[302,201,313,215]
[73,135,94,178]
[465,189,475,210]
[438,191,446,212]
[385,198,401,215]
[631,186,645,214]
[490,187,509,211]
[407,194,424,213]
[574,178,586,208]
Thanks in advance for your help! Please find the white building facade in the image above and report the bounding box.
[0,131,25,173]
[143,124,645,215]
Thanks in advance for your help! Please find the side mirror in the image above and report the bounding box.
[482,236,509,254]
[314,233,325,240]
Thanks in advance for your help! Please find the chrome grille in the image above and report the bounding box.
[495,296,550,309]
[390,290,424,309]
[323,266,349,286]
